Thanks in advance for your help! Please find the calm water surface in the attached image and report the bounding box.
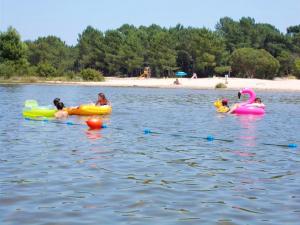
[0,84,300,225]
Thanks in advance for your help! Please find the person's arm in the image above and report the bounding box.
[250,103,265,108]
[227,103,239,114]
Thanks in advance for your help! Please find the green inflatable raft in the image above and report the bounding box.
[22,100,57,118]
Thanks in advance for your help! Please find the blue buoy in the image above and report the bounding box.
[288,143,298,148]
[102,124,107,128]
[66,122,74,125]
[43,119,49,122]
[144,129,151,134]
[207,135,215,141]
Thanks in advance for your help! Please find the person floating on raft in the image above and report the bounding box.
[228,97,265,114]
[214,88,265,115]
[214,98,230,113]
[64,93,112,116]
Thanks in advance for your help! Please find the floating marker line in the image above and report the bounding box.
[24,117,107,128]
[25,117,83,126]
[262,143,298,148]
[24,119,298,149]
[144,129,297,149]
[144,129,233,143]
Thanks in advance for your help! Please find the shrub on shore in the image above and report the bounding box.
[215,83,227,88]
[37,63,57,77]
[294,58,300,78]
[231,48,280,79]
[80,68,105,81]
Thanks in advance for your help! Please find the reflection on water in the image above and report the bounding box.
[85,130,102,140]
[236,115,265,147]
[0,85,300,225]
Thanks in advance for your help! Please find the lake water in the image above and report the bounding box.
[0,84,300,225]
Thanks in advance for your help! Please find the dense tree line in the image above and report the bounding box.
[1,17,300,80]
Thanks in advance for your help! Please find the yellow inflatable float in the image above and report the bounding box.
[214,99,230,113]
[65,104,112,116]
[23,100,57,118]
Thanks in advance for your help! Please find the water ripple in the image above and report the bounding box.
[0,85,300,224]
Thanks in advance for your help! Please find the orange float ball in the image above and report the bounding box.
[86,118,103,130]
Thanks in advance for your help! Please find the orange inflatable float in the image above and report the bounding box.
[66,105,112,116]
[86,118,103,129]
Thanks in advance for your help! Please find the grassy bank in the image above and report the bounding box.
[0,68,105,84]
[0,76,82,84]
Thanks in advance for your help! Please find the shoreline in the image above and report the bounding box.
[1,77,300,92]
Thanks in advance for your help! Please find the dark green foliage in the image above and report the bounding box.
[216,17,287,54]
[80,68,104,81]
[147,28,177,77]
[276,50,295,75]
[214,66,231,75]
[0,27,31,78]
[0,60,33,78]
[287,25,300,35]
[26,36,76,73]
[0,61,16,78]
[117,25,144,76]
[1,19,300,81]
[231,48,280,79]
[76,26,105,71]
[37,63,57,77]
[0,27,28,63]
[294,58,300,78]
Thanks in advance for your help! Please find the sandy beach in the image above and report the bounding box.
[45,77,300,91]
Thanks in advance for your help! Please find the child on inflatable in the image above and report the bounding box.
[214,98,230,113]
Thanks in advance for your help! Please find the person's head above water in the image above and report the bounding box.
[98,93,106,99]
[53,98,60,106]
[95,92,110,106]
[222,98,229,106]
[55,101,65,110]
[254,97,262,103]
[98,93,108,102]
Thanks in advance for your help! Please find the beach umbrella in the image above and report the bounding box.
[175,71,187,77]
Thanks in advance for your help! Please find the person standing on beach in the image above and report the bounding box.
[191,73,197,79]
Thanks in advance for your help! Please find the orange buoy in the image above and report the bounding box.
[86,118,103,130]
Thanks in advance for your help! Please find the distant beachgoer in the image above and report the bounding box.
[174,78,180,85]
[191,73,198,79]
[225,74,229,84]
[96,93,110,106]
[54,101,68,119]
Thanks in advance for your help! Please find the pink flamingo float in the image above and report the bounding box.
[233,88,265,115]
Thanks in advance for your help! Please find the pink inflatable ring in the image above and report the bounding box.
[233,88,265,115]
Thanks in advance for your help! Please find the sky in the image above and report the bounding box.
[1,0,299,45]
